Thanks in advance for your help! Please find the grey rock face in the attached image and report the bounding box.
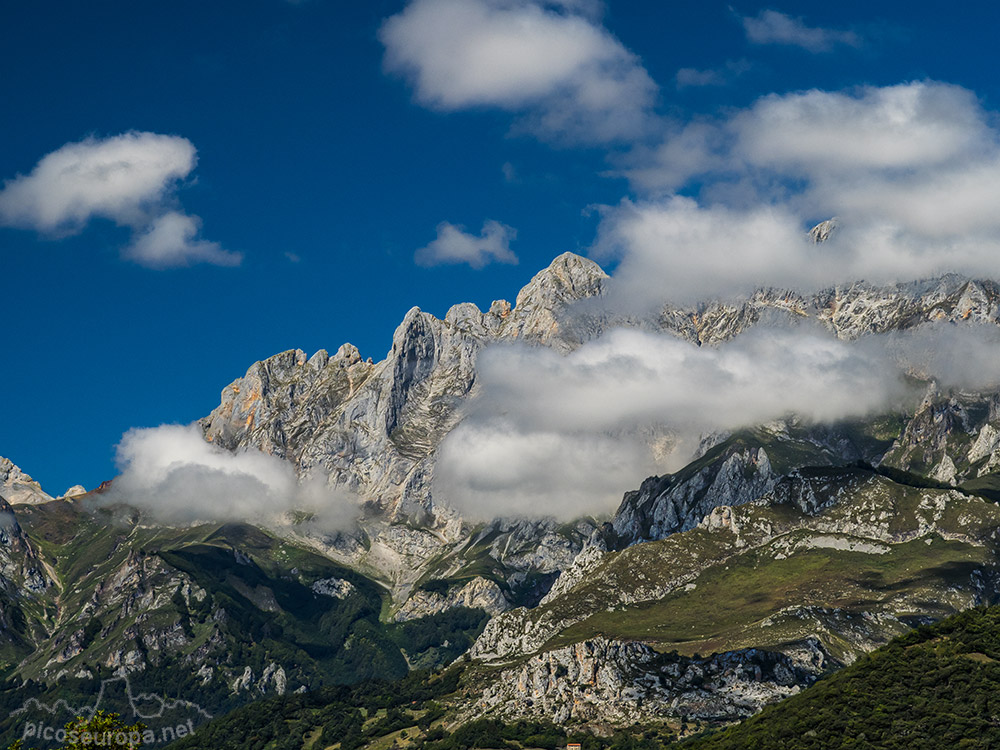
[610,447,776,547]
[659,276,1000,346]
[200,254,609,593]
[310,577,355,599]
[0,457,53,505]
[393,577,510,622]
[881,389,1000,483]
[808,218,838,244]
[0,497,50,600]
[473,637,828,724]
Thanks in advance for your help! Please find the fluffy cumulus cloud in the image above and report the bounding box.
[434,422,652,520]
[434,322,1000,520]
[736,83,992,178]
[0,132,234,269]
[606,81,1000,304]
[110,424,358,530]
[741,9,860,52]
[380,0,657,143]
[0,133,195,232]
[415,219,518,268]
[125,212,242,269]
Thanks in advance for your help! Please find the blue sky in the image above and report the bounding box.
[3,0,1000,493]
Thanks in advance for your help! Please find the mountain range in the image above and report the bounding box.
[4,246,1000,744]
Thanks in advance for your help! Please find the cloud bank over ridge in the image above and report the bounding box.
[434,323,1000,520]
[603,81,1000,306]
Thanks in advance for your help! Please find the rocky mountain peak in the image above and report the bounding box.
[513,251,608,313]
[0,457,52,505]
[808,218,838,243]
[499,252,608,348]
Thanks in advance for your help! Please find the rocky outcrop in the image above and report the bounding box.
[472,637,829,724]
[808,218,838,244]
[659,276,1000,346]
[470,466,1000,670]
[310,577,355,599]
[393,577,509,621]
[200,254,609,592]
[228,662,288,695]
[881,389,1000,484]
[0,498,50,596]
[0,457,52,505]
[610,446,776,547]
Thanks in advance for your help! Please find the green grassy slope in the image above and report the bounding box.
[557,536,986,661]
[507,468,1000,666]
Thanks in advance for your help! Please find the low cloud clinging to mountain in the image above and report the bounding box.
[435,323,1000,520]
[109,424,358,531]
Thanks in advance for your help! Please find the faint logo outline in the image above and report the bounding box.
[10,674,212,723]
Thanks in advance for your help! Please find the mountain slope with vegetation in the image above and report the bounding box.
[164,604,1000,750]
[687,605,1000,749]
[0,499,488,747]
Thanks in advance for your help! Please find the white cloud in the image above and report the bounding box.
[594,197,819,307]
[434,324,914,519]
[606,81,1000,303]
[110,423,358,529]
[380,0,657,143]
[434,422,651,520]
[743,84,1000,240]
[415,219,518,268]
[621,82,993,194]
[888,324,1000,392]
[619,120,732,193]
[124,212,242,269]
[435,321,1000,520]
[0,132,236,269]
[742,9,860,52]
[547,0,605,18]
[595,195,1000,308]
[736,83,992,175]
[0,132,195,233]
